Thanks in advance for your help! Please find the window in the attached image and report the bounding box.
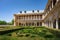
[19,23,21,26]
[51,1,52,8]
[32,10,34,13]
[37,22,39,26]
[20,11,22,13]
[24,11,26,13]
[37,15,39,19]
[29,23,31,26]
[53,0,56,6]
[40,22,42,26]
[40,15,42,19]
[53,19,56,28]
[37,10,39,12]
[32,23,34,26]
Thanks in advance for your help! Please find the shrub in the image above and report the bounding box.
[47,28,60,37]
[7,33,11,36]
[42,29,48,33]
[44,34,54,38]
[17,34,24,37]
[25,34,30,37]
[30,34,38,38]
[38,32,46,37]
[31,35,36,38]
[44,32,54,38]
[4,33,12,36]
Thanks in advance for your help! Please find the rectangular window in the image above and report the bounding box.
[53,0,56,6]
[40,22,42,26]
[40,15,42,19]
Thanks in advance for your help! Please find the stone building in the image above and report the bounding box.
[14,0,60,29]
[14,10,44,26]
[44,0,60,29]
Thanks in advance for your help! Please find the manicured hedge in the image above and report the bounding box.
[0,26,60,40]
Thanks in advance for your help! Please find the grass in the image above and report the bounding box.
[0,26,60,40]
[0,36,60,40]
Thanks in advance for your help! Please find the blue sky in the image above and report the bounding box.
[0,0,48,22]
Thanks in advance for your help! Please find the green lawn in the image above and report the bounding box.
[0,36,60,40]
[0,26,60,40]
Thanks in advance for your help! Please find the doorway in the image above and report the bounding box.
[53,19,56,28]
[37,22,39,26]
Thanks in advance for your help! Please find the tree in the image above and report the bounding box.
[0,20,7,25]
[6,19,14,25]
[12,19,14,24]
[7,22,12,25]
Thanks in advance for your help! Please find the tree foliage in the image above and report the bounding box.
[0,20,7,25]
[12,19,14,25]
[0,19,14,25]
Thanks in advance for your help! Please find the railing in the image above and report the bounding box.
[18,19,43,21]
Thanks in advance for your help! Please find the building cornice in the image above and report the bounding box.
[14,13,44,16]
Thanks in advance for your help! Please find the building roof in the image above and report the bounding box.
[14,10,44,16]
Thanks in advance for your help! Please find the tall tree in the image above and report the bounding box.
[11,19,14,25]
[0,20,7,25]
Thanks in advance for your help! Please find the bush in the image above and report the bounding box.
[44,34,54,38]
[30,34,38,38]
[42,29,48,33]
[44,32,54,38]
[25,34,30,37]
[7,33,11,36]
[17,34,24,37]
[31,35,36,38]
[0,36,18,40]
[47,28,60,37]
[38,32,46,37]
[4,33,12,36]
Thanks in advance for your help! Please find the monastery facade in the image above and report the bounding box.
[14,0,60,29]
[14,10,44,26]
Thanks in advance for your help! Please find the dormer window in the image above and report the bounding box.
[37,10,39,12]
[32,10,34,13]
[20,11,22,13]
[24,11,26,13]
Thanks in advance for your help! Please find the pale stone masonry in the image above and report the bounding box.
[44,0,60,29]
[14,10,44,26]
[14,0,60,29]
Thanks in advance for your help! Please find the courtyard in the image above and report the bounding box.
[0,26,60,40]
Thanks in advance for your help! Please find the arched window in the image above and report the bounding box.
[53,0,56,6]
